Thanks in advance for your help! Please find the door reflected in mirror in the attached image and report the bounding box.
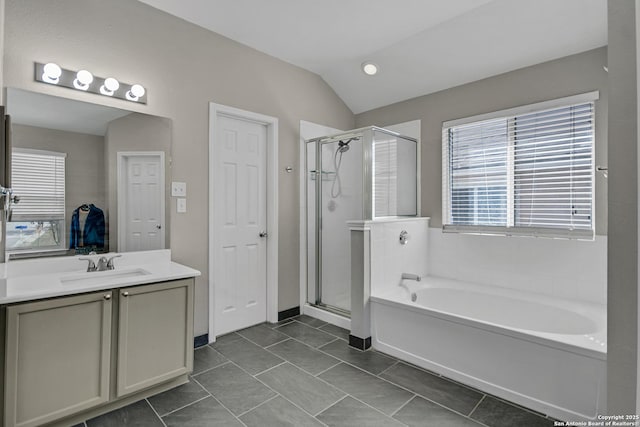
[5,88,172,259]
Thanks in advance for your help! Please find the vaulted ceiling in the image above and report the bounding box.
[138,0,608,113]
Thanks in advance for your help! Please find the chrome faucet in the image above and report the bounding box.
[106,254,122,270]
[96,257,109,271]
[79,253,122,272]
[79,256,98,272]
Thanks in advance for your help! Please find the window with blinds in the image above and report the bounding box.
[442,93,596,239]
[11,148,66,221]
[6,148,66,252]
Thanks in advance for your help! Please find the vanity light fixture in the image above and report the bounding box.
[362,61,378,76]
[34,62,147,104]
[73,69,93,91]
[100,77,120,96]
[126,84,146,101]
[42,62,62,84]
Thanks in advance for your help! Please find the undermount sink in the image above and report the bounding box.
[60,268,151,286]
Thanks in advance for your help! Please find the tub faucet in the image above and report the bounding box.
[401,273,421,281]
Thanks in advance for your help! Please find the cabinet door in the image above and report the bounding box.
[117,279,194,397]
[5,291,112,427]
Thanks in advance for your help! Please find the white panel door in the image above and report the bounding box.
[214,115,267,336]
[122,154,164,252]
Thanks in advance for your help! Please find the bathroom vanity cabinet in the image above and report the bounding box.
[1,278,194,427]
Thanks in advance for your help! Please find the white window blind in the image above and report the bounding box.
[442,93,596,239]
[11,148,66,221]
[373,139,398,217]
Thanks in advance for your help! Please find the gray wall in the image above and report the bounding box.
[12,124,106,248]
[608,0,638,414]
[105,113,172,252]
[355,47,608,236]
[3,0,355,335]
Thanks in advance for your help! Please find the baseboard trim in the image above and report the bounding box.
[349,335,372,350]
[278,306,300,321]
[194,334,209,348]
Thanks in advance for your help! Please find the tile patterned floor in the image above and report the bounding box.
[78,315,555,427]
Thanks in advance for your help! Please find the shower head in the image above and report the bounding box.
[338,138,355,153]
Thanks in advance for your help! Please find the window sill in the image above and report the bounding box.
[8,249,70,260]
[442,225,595,241]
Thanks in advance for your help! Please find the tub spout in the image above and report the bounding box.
[401,273,421,281]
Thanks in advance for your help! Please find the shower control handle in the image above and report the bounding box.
[259,231,268,238]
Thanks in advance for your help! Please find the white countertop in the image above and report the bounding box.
[0,250,201,305]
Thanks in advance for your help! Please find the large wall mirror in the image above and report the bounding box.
[5,88,171,259]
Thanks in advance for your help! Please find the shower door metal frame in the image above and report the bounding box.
[305,126,418,317]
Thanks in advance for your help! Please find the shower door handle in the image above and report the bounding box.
[259,231,268,238]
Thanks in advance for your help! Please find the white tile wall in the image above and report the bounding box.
[428,230,607,305]
[367,219,606,305]
[369,218,430,296]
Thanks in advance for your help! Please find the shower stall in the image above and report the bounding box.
[305,126,418,316]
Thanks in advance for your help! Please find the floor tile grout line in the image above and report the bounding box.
[313,394,349,417]
[235,327,291,349]
[369,370,487,422]
[389,394,418,418]
[158,394,211,418]
[253,360,288,376]
[261,336,290,348]
[145,398,168,427]
[267,321,494,421]
[191,360,232,377]
[313,361,344,377]
[315,389,410,425]
[211,337,340,426]
[276,319,547,423]
[301,361,414,422]
[468,394,486,418]
[244,327,349,378]
[235,393,280,418]
[190,375,249,427]
[228,360,330,427]
[390,359,495,398]
[317,326,349,341]
[244,321,532,424]
[481,392,551,419]
[236,331,342,378]
[377,360,400,376]
[274,321,340,348]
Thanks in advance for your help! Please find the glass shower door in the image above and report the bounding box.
[317,138,363,313]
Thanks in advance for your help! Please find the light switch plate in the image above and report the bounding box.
[171,181,186,197]
[177,198,187,213]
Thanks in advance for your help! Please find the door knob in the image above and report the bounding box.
[104,294,111,300]
[156,225,162,229]
[259,231,268,238]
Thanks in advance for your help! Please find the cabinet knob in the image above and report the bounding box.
[104,294,111,300]
[122,291,129,297]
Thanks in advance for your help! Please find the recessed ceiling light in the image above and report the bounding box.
[362,61,378,76]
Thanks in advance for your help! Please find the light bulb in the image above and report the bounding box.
[73,69,93,90]
[42,62,62,84]
[126,84,145,101]
[104,77,119,91]
[100,77,120,96]
[362,62,378,76]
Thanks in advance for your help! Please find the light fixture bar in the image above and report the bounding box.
[34,62,147,104]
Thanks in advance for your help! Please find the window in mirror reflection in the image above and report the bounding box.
[7,148,66,253]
